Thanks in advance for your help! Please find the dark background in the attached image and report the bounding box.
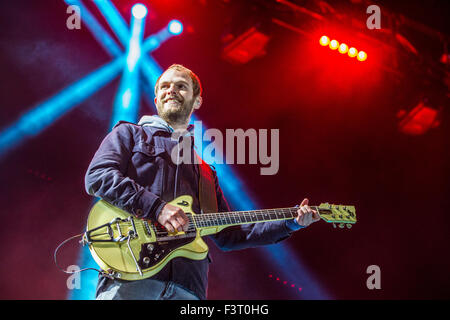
[0,0,448,299]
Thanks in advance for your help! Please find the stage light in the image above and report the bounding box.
[398,99,441,135]
[348,47,358,58]
[338,43,348,54]
[222,27,270,64]
[357,51,367,61]
[319,35,329,46]
[168,20,183,35]
[131,3,148,19]
[329,39,339,50]
[318,35,368,62]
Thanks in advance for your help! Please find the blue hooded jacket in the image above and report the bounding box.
[84,115,297,299]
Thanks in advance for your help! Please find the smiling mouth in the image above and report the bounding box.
[165,98,181,103]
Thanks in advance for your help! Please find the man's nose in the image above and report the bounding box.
[167,83,177,93]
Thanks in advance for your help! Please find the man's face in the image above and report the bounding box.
[154,69,197,125]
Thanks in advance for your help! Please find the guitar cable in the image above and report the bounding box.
[54,233,105,276]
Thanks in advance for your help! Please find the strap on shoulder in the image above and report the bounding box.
[195,153,218,214]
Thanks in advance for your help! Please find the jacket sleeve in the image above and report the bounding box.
[208,170,295,251]
[84,123,165,222]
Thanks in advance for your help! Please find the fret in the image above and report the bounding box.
[268,209,277,220]
[206,215,213,227]
[216,213,222,226]
[218,213,225,225]
[222,213,229,225]
[191,207,305,229]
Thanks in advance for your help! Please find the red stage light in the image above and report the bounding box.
[318,35,369,62]
[348,47,358,57]
[338,43,348,54]
[398,101,440,135]
[222,27,270,64]
[357,51,367,61]
[319,35,330,46]
[329,39,339,50]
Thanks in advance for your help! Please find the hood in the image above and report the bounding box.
[138,115,174,133]
[138,115,195,136]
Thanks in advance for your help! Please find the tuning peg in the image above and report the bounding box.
[346,224,352,229]
[333,223,336,228]
[339,223,344,228]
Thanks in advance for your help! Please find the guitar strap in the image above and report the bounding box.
[195,153,218,214]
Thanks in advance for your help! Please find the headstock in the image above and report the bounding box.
[317,203,357,229]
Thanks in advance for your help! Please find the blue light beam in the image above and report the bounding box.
[90,0,178,103]
[0,57,124,157]
[64,0,123,57]
[110,6,147,129]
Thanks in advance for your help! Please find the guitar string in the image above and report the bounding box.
[118,207,301,230]
[90,206,352,239]
[127,208,305,228]
[105,207,304,237]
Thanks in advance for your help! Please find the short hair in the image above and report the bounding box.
[154,64,202,98]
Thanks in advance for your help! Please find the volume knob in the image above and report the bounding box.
[147,244,154,252]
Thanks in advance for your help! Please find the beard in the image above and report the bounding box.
[156,97,195,126]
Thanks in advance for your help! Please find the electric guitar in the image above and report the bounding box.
[83,195,356,280]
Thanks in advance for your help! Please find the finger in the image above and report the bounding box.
[300,206,311,214]
[296,212,305,226]
[164,223,174,233]
[300,198,308,206]
[297,209,303,221]
[171,220,182,232]
[179,219,188,232]
[176,208,189,223]
[312,210,321,221]
[175,214,189,230]
[177,218,189,231]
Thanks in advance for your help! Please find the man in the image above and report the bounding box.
[84,64,320,300]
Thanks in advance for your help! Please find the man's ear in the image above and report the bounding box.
[194,96,202,110]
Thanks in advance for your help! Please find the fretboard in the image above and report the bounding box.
[190,206,320,228]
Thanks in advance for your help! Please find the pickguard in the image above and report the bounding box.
[138,234,197,269]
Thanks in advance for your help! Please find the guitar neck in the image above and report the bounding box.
[191,206,320,229]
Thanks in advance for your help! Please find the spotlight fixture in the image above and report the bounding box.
[348,47,358,58]
[397,99,441,135]
[168,20,183,35]
[222,26,270,64]
[338,43,348,54]
[131,3,148,19]
[329,39,339,50]
[319,35,367,61]
[357,51,367,61]
[319,35,330,46]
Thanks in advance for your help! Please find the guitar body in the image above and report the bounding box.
[86,195,208,281]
